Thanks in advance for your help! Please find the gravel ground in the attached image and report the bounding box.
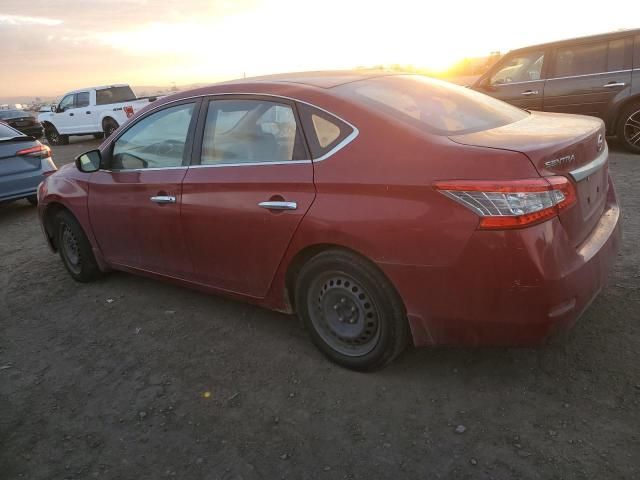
[1,136,639,480]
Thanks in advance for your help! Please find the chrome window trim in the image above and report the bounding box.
[548,69,632,81]
[189,160,312,169]
[101,166,189,173]
[490,79,545,87]
[569,143,608,182]
[102,91,359,172]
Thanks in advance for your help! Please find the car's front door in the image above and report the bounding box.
[476,49,546,110]
[543,37,633,119]
[180,96,316,298]
[70,91,95,134]
[52,94,76,134]
[88,100,199,278]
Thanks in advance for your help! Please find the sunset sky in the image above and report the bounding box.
[1,0,638,99]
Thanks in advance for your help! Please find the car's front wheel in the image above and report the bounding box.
[55,210,102,282]
[295,250,409,371]
[618,101,640,154]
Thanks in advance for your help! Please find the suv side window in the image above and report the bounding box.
[111,103,195,170]
[552,40,628,77]
[75,92,90,109]
[58,94,74,112]
[200,99,306,165]
[490,50,545,85]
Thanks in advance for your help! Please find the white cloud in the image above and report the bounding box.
[0,14,62,26]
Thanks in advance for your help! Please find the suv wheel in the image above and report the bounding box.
[295,250,409,371]
[618,101,640,154]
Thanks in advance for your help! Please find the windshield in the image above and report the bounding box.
[0,110,32,119]
[335,75,528,135]
[95,86,137,105]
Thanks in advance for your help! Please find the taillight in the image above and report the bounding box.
[433,176,576,230]
[123,106,134,118]
[16,144,51,159]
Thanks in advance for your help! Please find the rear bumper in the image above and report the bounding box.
[0,172,44,202]
[382,176,622,347]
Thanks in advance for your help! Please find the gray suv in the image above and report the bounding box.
[473,29,640,153]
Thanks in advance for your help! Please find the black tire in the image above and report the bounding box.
[55,210,102,282]
[93,133,105,140]
[617,101,640,154]
[44,124,69,146]
[26,195,38,206]
[295,250,409,371]
[103,119,119,138]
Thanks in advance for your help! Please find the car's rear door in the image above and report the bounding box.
[543,37,633,119]
[180,96,315,298]
[88,100,200,278]
[475,49,547,110]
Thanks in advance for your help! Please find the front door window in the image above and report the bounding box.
[491,51,545,85]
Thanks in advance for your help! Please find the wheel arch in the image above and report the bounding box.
[101,116,118,131]
[611,94,640,134]
[284,243,406,316]
[42,201,73,251]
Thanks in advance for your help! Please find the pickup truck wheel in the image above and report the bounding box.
[103,120,119,138]
[618,101,640,154]
[45,125,68,146]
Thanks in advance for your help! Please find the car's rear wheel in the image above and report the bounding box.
[44,125,68,146]
[26,195,37,206]
[618,101,640,154]
[55,210,102,282]
[103,119,119,138]
[295,250,409,371]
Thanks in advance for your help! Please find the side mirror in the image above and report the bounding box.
[75,149,102,173]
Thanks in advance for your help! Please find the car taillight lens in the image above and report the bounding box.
[16,144,52,159]
[433,176,576,229]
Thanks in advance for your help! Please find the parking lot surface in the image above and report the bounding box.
[1,137,639,479]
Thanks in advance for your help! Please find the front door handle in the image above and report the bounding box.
[150,195,176,204]
[603,82,626,88]
[69,112,74,116]
[258,200,297,210]
[521,90,539,96]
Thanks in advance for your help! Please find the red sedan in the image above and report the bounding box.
[38,72,621,370]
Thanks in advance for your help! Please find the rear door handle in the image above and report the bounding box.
[603,82,625,88]
[150,195,176,204]
[521,90,539,96]
[86,111,91,114]
[258,201,297,210]
[69,112,74,116]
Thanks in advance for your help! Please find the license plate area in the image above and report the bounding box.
[575,165,607,220]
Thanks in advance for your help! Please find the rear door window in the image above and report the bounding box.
[552,39,629,77]
[200,99,306,165]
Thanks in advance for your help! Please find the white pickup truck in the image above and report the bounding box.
[38,84,157,145]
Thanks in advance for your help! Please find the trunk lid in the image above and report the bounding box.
[0,140,42,177]
[449,111,608,247]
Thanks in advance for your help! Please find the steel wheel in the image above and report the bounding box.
[308,271,383,357]
[60,223,82,275]
[623,109,640,147]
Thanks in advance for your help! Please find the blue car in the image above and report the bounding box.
[0,122,56,205]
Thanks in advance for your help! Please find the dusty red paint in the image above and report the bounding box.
[38,74,622,347]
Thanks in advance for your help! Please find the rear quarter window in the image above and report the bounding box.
[336,75,528,136]
[298,103,354,158]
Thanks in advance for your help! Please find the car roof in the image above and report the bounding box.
[225,70,401,89]
[510,28,640,53]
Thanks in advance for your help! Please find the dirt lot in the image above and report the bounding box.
[1,136,639,480]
